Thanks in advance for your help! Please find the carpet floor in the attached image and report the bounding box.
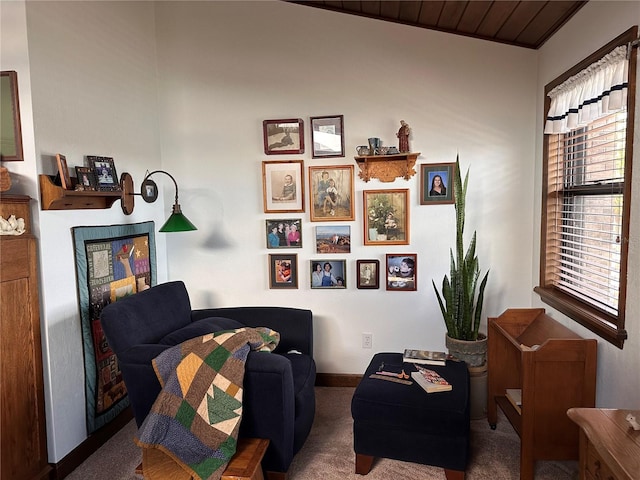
[66,387,578,479]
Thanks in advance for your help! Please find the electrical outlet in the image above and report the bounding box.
[362,333,373,349]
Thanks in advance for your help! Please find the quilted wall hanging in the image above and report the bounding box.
[72,221,157,433]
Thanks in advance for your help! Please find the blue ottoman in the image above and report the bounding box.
[351,352,470,480]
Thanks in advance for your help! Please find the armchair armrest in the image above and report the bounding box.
[241,351,296,472]
[191,307,313,357]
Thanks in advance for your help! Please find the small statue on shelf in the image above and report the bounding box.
[0,214,26,235]
[396,120,411,153]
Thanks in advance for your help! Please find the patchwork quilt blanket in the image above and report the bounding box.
[134,327,280,480]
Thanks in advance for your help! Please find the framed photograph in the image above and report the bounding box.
[357,259,380,289]
[88,156,120,191]
[75,166,97,191]
[263,118,304,155]
[266,218,302,248]
[269,254,298,289]
[363,189,410,245]
[315,225,350,254]
[310,259,347,289]
[0,71,24,161]
[386,253,417,291]
[56,153,72,190]
[420,163,455,205]
[308,165,355,221]
[310,115,345,158]
[262,160,304,213]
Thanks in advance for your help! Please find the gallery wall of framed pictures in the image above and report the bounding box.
[260,113,451,291]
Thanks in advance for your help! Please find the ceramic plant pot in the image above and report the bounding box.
[445,332,487,367]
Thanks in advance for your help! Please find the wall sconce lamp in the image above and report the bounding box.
[120,170,197,232]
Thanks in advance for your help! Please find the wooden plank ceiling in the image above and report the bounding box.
[287,1,587,49]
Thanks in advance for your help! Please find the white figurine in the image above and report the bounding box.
[0,214,26,235]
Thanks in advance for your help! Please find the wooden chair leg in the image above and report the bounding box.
[355,453,375,475]
[444,468,465,480]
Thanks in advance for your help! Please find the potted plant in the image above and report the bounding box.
[432,155,489,367]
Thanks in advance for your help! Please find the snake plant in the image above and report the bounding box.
[432,155,489,341]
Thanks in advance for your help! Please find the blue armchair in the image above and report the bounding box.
[99,281,316,480]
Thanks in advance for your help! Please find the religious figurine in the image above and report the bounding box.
[396,120,411,153]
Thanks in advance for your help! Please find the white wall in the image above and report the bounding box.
[4,0,170,462]
[3,0,636,466]
[154,1,537,375]
[534,1,640,409]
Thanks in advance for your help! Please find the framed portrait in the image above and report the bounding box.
[363,189,410,245]
[0,71,24,161]
[75,166,97,191]
[308,164,355,222]
[357,259,380,289]
[88,156,120,191]
[310,259,347,289]
[315,225,350,254]
[269,254,298,289]
[262,160,304,213]
[310,115,345,158]
[266,218,302,248]
[56,153,72,190]
[263,118,304,155]
[386,253,417,291]
[420,163,455,205]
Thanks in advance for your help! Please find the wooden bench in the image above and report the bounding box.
[140,438,269,480]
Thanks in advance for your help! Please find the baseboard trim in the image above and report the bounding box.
[315,373,362,387]
[52,407,134,479]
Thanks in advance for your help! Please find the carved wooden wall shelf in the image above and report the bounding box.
[39,174,131,212]
[355,153,420,182]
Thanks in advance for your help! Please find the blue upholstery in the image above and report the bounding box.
[351,352,470,473]
[100,281,316,476]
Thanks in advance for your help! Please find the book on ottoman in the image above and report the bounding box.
[411,366,452,393]
[403,348,447,366]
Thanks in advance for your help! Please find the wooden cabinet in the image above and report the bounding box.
[354,152,420,182]
[568,408,640,480]
[487,308,597,480]
[0,195,51,480]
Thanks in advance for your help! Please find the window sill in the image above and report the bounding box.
[534,286,626,348]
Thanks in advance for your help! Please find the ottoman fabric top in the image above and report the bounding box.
[351,352,470,435]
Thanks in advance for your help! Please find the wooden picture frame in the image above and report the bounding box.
[56,153,72,190]
[263,118,304,155]
[357,259,380,289]
[315,225,350,254]
[0,71,24,161]
[75,166,97,191]
[386,253,417,291]
[420,163,455,205]
[262,160,304,213]
[269,254,298,289]
[363,189,410,245]
[88,156,120,191]
[266,218,302,248]
[310,259,347,289]
[308,165,355,222]
[310,115,345,158]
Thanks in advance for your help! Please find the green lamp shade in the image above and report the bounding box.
[159,204,197,232]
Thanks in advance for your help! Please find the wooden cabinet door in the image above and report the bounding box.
[1,235,51,480]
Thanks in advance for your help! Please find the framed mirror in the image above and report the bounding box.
[0,71,24,161]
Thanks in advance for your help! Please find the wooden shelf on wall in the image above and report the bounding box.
[39,174,126,211]
[354,152,420,182]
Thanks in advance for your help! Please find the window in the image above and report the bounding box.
[536,27,637,348]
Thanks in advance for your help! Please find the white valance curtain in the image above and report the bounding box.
[544,45,629,134]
